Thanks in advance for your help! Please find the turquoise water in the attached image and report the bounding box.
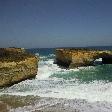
[51,64,112,82]
[28,48,112,83]
[0,48,112,102]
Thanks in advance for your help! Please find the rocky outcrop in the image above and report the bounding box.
[55,48,112,68]
[0,48,38,87]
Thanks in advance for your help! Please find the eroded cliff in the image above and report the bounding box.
[0,48,38,87]
[56,49,112,68]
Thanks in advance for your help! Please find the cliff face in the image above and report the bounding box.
[0,48,38,87]
[56,49,112,68]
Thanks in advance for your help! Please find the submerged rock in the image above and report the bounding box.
[0,48,39,87]
[55,48,112,68]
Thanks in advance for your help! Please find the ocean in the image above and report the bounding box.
[0,48,112,112]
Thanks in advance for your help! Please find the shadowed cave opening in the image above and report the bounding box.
[102,56,112,64]
[95,53,112,65]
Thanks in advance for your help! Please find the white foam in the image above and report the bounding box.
[31,80,112,102]
[95,58,102,62]
[35,53,39,56]
[48,53,55,57]
[37,58,79,80]
[36,59,62,79]
[1,57,112,103]
[1,77,112,102]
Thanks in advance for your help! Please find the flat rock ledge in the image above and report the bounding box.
[0,48,39,87]
[55,48,112,68]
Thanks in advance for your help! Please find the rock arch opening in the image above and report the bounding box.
[95,53,112,65]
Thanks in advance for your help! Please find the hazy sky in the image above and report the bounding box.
[0,0,112,48]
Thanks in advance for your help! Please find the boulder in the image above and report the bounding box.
[0,48,39,87]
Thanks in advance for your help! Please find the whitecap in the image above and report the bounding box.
[0,54,112,103]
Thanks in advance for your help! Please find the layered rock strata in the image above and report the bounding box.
[0,48,38,87]
[56,49,112,68]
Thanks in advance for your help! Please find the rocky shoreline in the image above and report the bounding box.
[56,48,112,68]
[0,48,39,87]
[0,95,112,112]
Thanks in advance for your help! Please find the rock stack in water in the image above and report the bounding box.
[0,48,39,87]
[56,48,112,68]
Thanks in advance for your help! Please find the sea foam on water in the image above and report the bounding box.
[0,55,112,103]
[1,52,112,111]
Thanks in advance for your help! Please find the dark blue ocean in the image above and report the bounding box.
[1,47,112,112]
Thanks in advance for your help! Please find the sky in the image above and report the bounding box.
[0,0,112,48]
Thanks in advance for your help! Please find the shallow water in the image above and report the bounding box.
[0,48,112,112]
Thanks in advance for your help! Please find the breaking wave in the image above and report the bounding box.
[0,54,112,104]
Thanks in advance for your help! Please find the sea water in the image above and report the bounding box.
[1,48,112,111]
